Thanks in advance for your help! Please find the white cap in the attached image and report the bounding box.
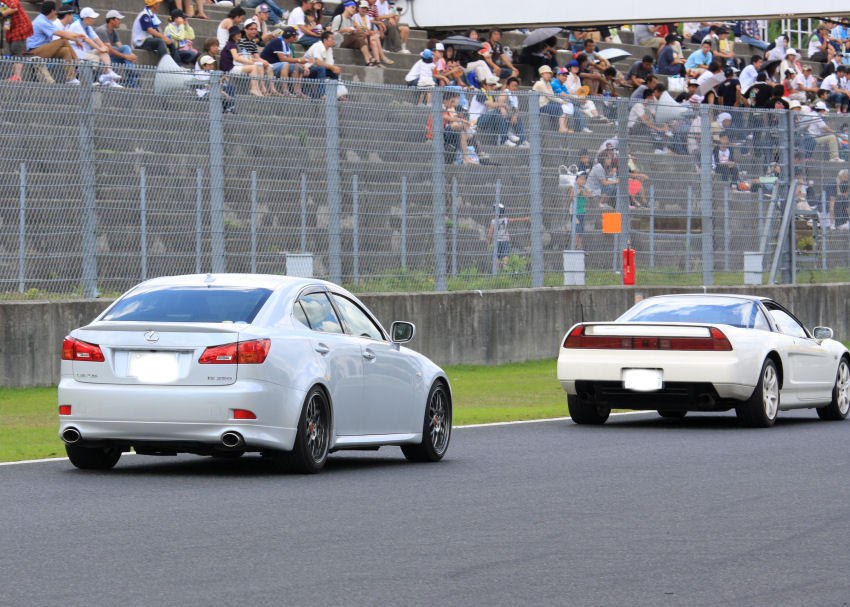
[243,18,257,27]
[815,100,829,111]
[788,99,802,109]
[485,74,500,85]
[785,47,797,55]
[105,9,124,19]
[79,7,99,18]
[435,42,445,51]
[199,55,216,66]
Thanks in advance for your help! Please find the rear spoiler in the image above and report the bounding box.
[80,321,243,334]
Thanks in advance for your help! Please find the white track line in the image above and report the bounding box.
[0,412,656,467]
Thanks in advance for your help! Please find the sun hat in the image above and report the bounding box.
[538,64,553,75]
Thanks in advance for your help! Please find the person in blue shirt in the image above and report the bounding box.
[657,33,686,75]
[25,1,85,83]
[685,40,713,77]
[259,26,309,95]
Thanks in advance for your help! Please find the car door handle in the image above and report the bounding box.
[362,349,376,361]
[314,343,330,355]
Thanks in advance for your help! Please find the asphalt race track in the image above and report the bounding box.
[2,410,849,606]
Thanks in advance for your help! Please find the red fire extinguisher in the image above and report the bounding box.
[622,247,636,285]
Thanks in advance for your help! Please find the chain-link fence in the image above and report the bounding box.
[1,57,849,297]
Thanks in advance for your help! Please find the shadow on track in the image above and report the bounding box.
[604,412,824,430]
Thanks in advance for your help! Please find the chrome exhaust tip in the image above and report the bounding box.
[221,431,244,449]
[62,427,81,445]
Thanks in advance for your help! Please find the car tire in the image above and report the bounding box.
[657,410,687,418]
[65,444,122,470]
[401,381,452,462]
[736,358,780,427]
[817,357,850,421]
[567,393,610,425]
[283,386,331,474]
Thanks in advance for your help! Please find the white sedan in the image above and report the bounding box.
[557,294,850,427]
[58,274,452,473]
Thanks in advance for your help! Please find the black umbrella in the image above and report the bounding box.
[521,27,563,48]
[441,36,485,52]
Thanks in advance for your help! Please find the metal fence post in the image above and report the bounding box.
[699,105,714,285]
[353,174,359,286]
[195,169,203,273]
[686,186,692,273]
[821,189,827,271]
[401,175,407,268]
[140,167,147,280]
[649,184,655,269]
[325,80,342,284]
[569,177,577,251]
[300,173,307,253]
[451,177,458,278]
[431,89,447,291]
[615,98,630,270]
[492,180,501,275]
[250,170,257,273]
[18,163,25,293]
[785,111,795,284]
[208,72,226,273]
[723,188,730,272]
[79,64,98,297]
[528,90,544,287]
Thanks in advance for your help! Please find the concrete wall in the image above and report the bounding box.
[4,284,850,387]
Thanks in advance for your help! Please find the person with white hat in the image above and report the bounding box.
[793,64,819,100]
[95,10,139,87]
[69,7,123,85]
[352,0,391,65]
[779,47,802,80]
[532,64,570,133]
[808,100,844,162]
[373,0,410,53]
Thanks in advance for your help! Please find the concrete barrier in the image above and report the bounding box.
[3,283,850,387]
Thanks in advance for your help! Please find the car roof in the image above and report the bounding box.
[645,293,770,303]
[133,273,335,291]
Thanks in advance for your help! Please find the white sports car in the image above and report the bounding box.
[557,294,850,427]
[58,274,452,473]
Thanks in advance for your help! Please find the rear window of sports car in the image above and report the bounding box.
[618,299,763,328]
[102,287,273,323]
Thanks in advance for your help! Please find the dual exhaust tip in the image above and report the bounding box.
[62,427,244,449]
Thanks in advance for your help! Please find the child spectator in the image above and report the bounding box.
[164,9,199,65]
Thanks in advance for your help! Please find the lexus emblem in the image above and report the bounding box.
[144,330,160,343]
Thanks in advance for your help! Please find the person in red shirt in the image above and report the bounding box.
[1,0,33,81]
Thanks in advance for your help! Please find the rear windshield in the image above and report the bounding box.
[102,287,273,323]
[617,299,761,328]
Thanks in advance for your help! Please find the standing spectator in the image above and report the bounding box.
[487,204,529,272]
[289,0,321,48]
[808,24,830,62]
[96,10,139,88]
[26,1,83,84]
[485,28,519,80]
[238,19,277,94]
[404,48,435,103]
[634,24,665,56]
[685,40,713,77]
[532,65,569,133]
[216,7,245,49]
[261,26,308,95]
[133,0,180,61]
[164,9,199,65]
[627,55,655,88]
[303,30,340,98]
[568,171,589,250]
[656,33,686,75]
[739,55,762,93]
[219,24,264,96]
[1,0,33,82]
[352,0,390,65]
[736,20,769,51]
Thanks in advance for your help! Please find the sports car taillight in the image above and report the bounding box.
[199,339,271,364]
[563,326,732,351]
[61,337,105,362]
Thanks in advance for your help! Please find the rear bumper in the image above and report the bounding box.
[57,377,302,452]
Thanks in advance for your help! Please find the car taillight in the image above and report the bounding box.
[199,339,270,364]
[563,326,732,351]
[233,409,257,420]
[61,337,105,362]
[59,405,71,415]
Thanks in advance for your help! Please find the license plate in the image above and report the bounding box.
[622,368,662,392]
[128,351,179,383]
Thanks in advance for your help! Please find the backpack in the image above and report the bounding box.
[732,21,742,37]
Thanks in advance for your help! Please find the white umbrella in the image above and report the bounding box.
[655,91,689,123]
[697,72,726,96]
[597,48,631,62]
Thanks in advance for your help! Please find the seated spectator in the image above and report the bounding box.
[177,0,208,20]
[1,0,33,82]
[716,68,742,106]
[241,0,283,26]
[164,9,199,65]
[808,24,830,62]
[96,10,139,88]
[196,38,218,68]
[821,45,841,78]
[352,0,391,65]
[794,65,819,100]
[714,27,740,70]
[736,20,769,51]
[685,40,713,77]
[288,0,321,48]
[518,36,558,73]
[551,63,591,133]
[627,154,650,208]
[195,54,236,113]
[443,92,477,165]
[809,101,844,161]
[332,1,372,65]
[484,28,519,80]
[303,30,341,98]
[696,60,723,91]
[779,48,802,80]
[822,65,850,113]
[219,24,265,96]
[431,43,456,86]
[602,66,627,90]
[575,52,612,95]
[675,78,700,102]
[252,5,277,44]
[469,75,518,147]
[260,26,308,95]
[631,74,658,105]
[782,69,805,102]
[739,55,762,93]
[217,7,246,49]
[504,78,528,147]
[628,87,670,150]
[442,44,465,85]
[713,133,739,182]
[586,152,618,208]
[25,1,83,84]
[371,0,410,54]
[657,34,686,75]
[634,24,665,56]
[238,19,278,95]
[133,0,180,62]
[827,169,850,229]
[579,39,610,71]
[532,65,569,133]
[627,55,655,88]
[69,7,122,86]
[405,49,435,103]
[831,18,850,53]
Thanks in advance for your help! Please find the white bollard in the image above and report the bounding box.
[744,252,763,285]
[563,250,586,286]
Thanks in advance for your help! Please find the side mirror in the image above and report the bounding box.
[391,321,415,344]
[813,326,834,340]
